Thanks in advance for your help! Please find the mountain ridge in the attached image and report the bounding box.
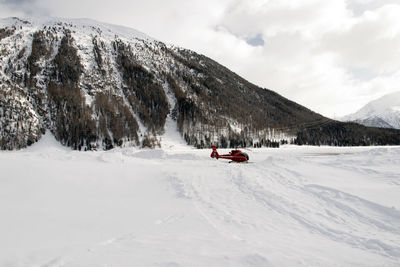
[341,91,400,129]
[1,17,399,150]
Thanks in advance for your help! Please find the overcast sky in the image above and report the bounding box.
[1,0,400,118]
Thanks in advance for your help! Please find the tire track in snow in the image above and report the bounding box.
[163,149,400,265]
[251,159,400,260]
[180,166,272,244]
[303,184,400,258]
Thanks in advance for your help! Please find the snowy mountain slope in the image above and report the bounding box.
[1,17,400,150]
[0,134,399,266]
[0,16,300,150]
[341,91,400,129]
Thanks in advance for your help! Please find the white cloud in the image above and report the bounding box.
[210,0,400,117]
[0,0,48,16]
[1,0,400,117]
[321,5,400,73]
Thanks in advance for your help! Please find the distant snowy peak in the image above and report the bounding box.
[0,16,153,42]
[341,91,400,129]
[353,117,394,129]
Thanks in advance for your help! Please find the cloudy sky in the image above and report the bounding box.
[1,0,400,118]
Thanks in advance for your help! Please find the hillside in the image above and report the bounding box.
[1,17,399,150]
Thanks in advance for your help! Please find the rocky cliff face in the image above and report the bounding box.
[1,17,399,150]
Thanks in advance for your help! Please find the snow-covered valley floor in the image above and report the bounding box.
[1,134,400,267]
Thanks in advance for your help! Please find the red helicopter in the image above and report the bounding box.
[210,145,249,163]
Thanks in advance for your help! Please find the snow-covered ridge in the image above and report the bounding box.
[0,16,153,42]
[341,91,400,129]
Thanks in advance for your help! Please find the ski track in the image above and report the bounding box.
[0,136,400,266]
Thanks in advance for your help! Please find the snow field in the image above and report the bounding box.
[0,133,400,266]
